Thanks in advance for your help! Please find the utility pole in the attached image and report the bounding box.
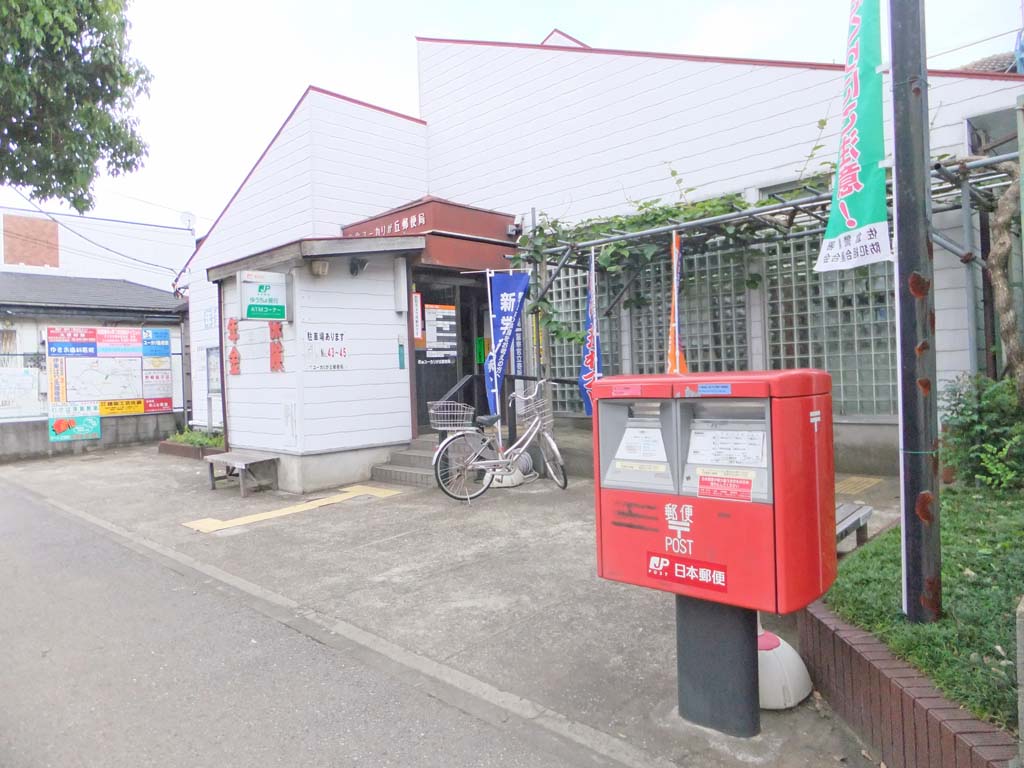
[889,0,941,622]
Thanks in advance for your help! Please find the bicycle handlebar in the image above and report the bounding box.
[508,379,546,406]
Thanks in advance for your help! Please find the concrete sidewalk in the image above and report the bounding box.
[1,446,880,767]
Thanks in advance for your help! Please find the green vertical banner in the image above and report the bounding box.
[815,0,893,272]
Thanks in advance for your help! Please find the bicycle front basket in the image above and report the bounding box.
[427,400,475,431]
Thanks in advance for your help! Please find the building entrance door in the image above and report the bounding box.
[412,273,488,429]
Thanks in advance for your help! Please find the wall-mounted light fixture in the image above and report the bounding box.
[349,257,368,276]
[309,259,329,278]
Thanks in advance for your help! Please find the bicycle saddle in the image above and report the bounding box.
[475,414,500,427]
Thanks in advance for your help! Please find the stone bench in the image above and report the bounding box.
[835,501,873,548]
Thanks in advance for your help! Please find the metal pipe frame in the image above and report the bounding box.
[523,151,1019,260]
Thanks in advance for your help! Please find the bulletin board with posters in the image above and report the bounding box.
[45,326,176,441]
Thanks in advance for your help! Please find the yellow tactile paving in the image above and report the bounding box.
[834,476,882,496]
[184,484,401,533]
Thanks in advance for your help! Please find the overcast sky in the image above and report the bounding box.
[3,0,1022,233]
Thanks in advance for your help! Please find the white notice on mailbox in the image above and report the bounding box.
[687,428,766,468]
[615,427,668,462]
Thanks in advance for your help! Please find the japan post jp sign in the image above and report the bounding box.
[814,0,893,272]
[239,270,287,320]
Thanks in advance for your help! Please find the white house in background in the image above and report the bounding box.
[0,203,195,291]
[178,29,1024,488]
[0,204,195,460]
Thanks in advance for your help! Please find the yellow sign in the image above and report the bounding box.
[614,460,669,473]
[99,399,144,416]
[696,467,757,481]
[47,358,66,402]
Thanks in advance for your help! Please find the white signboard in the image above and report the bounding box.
[206,347,222,393]
[239,270,287,321]
[303,328,347,372]
[687,428,767,468]
[142,363,174,399]
[412,292,424,343]
[424,304,457,359]
[0,367,41,416]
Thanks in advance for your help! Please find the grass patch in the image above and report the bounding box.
[825,487,1022,733]
[166,427,224,449]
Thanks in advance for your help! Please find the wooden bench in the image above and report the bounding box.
[835,501,873,548]
[206,450,279,497]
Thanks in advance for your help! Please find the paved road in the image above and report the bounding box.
[0,486,613,768]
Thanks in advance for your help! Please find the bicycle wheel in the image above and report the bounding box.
[434,431,497,501]
[539,431,568,489]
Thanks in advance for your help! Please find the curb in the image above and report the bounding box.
[157,441,225,460]
[798,600,1018,768]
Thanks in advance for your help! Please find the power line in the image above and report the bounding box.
[9,189,177,274]
[926,29,1018,61]
[1,230,178,277]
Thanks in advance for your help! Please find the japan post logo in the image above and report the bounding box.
[648,556,670,575]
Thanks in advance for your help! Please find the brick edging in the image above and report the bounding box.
[798,600,1019,768]
[157,441,225,460]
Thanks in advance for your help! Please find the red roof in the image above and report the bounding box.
[416,35,1024,81]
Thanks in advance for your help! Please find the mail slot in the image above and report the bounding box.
[593,370,837,614]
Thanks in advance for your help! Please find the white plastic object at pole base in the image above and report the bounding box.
[490,453,534,488]
[757,613,813,710]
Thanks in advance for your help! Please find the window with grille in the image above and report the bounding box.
[0,329,15,368]
[764,236,897,416]
[631,249,750,374]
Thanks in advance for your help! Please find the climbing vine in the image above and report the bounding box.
[512,179,838,343]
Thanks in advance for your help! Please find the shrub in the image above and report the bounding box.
[167,427,224,448]
[940,375,1024,489]
[826,487,1022,732]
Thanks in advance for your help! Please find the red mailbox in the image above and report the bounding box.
[592,370,836,614]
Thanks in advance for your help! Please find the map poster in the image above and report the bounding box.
[47,326,174,416]
[65,357,143,401]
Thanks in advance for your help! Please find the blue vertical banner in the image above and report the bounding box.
[578,247,603,416]
[485,272,531,415]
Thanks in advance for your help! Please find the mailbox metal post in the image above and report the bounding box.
[675,595,759,737]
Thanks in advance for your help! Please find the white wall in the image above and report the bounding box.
[296,258,411,452]
[418,38,1022,392]
[0,205,194,291]
[220,259,412,453]
[418,40,1022,225]
[220,274,301,451]
[185,88,427,430]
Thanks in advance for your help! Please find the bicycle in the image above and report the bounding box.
[429,380,568,501]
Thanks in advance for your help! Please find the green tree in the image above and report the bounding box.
[0,0,151,212]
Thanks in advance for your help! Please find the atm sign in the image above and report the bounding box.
[239,270,287,320]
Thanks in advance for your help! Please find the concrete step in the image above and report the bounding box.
[388,449,435,469]
[409,435,440,451]
[371,463,436,488]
